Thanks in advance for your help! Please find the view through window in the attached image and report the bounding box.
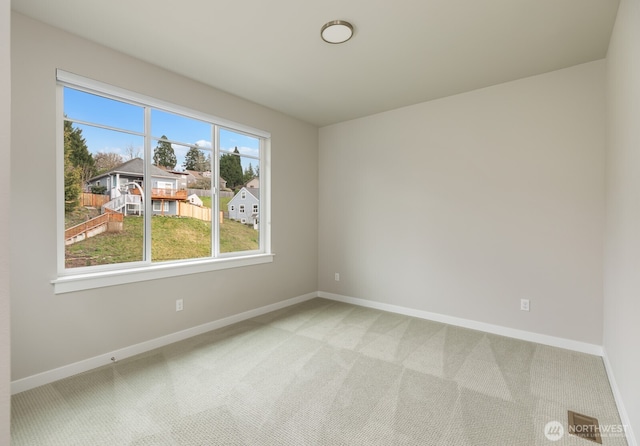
[61,78,266,273]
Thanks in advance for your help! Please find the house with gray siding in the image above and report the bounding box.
[88,158,186,216]
[227,187,259,228]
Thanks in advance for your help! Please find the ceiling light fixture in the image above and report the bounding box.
[321,20,354,44]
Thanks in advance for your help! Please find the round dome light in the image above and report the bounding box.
[321,20,354,44]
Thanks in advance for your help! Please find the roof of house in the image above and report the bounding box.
[90,158,178,182]
[228,187,260,206]
[156,165,193,178]
[246,187,259,200]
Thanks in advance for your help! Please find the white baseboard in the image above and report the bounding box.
[317,291,603,356]
[321,291,634,445]
[602,349,637,446]
[11,292,317,394]
[10,290,605,391]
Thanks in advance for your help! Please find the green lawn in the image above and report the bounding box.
[65,214,258,268]
[196,195,231,211]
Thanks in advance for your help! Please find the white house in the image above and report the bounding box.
[187,193,203,207]
[227,187,259,228]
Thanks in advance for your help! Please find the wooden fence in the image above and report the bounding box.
[65,211,123,244]
[177,201,212,221]
[81,193,110,208]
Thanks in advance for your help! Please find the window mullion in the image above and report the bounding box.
[143,107,153,264]
[213,125,220,258]
[261,138,270,254]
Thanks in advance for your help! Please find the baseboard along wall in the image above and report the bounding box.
[318,291,635,446]
[11,292,317,395]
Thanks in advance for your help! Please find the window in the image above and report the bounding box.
[239,205,245,214]
[241,191,246,199]
[56,71,271,293]
[253,204,259,214]
[152,201,169,212]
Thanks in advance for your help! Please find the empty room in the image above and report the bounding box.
[1,0,639,444]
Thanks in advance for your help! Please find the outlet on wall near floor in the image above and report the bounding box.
[176,299,184,312]
[520,299,530,312]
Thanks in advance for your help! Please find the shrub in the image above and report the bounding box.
[90,185,107,195]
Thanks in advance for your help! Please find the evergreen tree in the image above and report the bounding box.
[183,145,208,171]
[64,120,95,185]
[219,147,243,189]
[243,162,256,184]
[153,135,177,169]
[63,120,83,210]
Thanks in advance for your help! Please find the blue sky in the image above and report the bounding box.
[64,87,260,171]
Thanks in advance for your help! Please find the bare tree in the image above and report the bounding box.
[94,152,124,174]
[124,144,142,161]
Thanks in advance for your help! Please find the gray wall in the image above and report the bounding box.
[10,12,318,381]
[604,0,640,440]
[1,0,11,442]
[319,60,606,346]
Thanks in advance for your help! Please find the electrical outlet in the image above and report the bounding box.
[335,273,340,281]
[520,299,530,312]
[176,299,184,312]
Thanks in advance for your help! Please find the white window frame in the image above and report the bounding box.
[253,204,259,214]
[53,70,273,294]
[239,205,245,214]
[152,201,169,212]
[155,181,174,190]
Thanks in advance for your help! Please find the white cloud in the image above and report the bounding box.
[194,139,213,150]
[223,145,259,159]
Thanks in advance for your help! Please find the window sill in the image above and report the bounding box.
[51,253,274,294]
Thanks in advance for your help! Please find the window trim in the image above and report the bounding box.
[52,254,275,294]
[152,201,169,212]
[54,70,272,294]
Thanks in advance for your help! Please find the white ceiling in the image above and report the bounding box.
[11,0,619,127]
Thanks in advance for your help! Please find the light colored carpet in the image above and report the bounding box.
[11,298,628,445]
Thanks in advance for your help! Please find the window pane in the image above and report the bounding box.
[219,129,260,254]
[151,109,211,171]
[63,87,143,133]
[64,122,145,268]
[150,139,212,262]
[149,110,213,263]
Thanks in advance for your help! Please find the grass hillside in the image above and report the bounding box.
[66,215,258,268]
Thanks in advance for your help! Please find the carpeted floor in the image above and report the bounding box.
[11,298,628,445]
